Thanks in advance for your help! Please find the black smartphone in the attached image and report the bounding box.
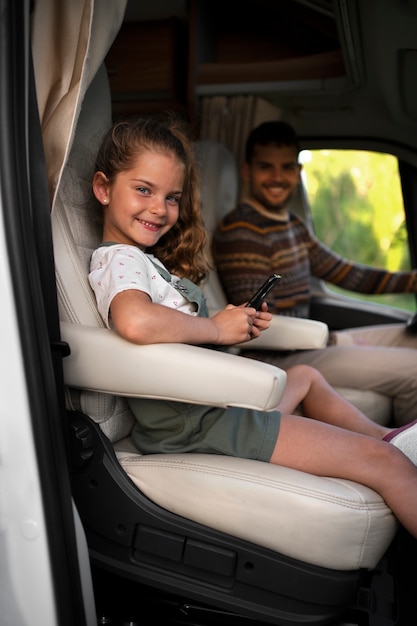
[245,273,281,310]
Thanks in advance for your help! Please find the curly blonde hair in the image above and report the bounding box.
[94,112,210,284]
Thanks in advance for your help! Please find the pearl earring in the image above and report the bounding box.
[103,198,108,204]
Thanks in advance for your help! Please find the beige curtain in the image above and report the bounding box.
[30,0,127,207]
[199,95,281,168]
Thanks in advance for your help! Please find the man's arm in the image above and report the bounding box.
[308,236,417,294]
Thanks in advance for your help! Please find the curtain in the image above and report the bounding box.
[31,0,127,207]
[199,95,281,167]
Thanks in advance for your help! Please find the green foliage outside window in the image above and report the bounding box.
[301,149,415,311]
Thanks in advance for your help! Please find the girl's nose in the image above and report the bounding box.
[150,199,166,215]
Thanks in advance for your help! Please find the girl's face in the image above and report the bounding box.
[93,150,185,249]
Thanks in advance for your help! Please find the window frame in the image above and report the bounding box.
[296,137,417,328]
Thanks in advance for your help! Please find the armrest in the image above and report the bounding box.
[208,309,329,350]
[60,322,287,411]
[245,314,329,350]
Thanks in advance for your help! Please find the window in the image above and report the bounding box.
[301,149,414,312]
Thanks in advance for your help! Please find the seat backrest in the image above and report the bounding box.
[52,64,135,441]
[194,140,239,312]
[52,91,287,441]
[52,63,110,326]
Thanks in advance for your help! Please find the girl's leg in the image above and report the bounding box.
[270,413,417,540]
[279,364,390,439]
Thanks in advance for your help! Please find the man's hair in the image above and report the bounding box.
[245,121,300,163]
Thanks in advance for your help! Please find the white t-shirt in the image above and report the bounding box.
[89,244,197,328]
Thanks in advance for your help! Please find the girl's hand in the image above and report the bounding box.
[250,301,272,334]
[240,301,272,337]
[211,302,271,345]
[211,305,257,344]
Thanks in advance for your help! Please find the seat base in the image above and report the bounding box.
[91,552,400,626]
[69,411,399,626]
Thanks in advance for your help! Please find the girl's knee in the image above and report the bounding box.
[288,364,323,384]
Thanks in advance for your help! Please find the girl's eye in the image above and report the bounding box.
[167,195,180,205]
[136,186,149,195]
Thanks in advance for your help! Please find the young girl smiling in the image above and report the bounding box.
[89,113,417,540]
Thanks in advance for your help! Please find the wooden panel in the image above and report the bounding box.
[105,19,186,101]
[198,50,345,85]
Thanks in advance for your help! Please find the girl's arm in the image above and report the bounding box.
[110,289,271,346]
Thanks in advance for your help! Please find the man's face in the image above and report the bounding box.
[242,143,301,214]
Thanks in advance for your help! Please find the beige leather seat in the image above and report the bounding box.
[50,56,397,626]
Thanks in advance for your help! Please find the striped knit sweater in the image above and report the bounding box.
[212,202,417,318]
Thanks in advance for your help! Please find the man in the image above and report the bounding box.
[212,120,417,426]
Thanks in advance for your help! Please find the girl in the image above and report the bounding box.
[89,113,417,539]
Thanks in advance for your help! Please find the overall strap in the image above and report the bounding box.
[149,259,209,318]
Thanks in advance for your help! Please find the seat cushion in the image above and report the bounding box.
[336,387,392,425]
[114,437,397,572]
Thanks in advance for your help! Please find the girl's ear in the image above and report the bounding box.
[93,171,110,204]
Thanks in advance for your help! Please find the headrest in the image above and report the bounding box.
[64,63,112,201]
[194,140,238,234]
[53,64,112,326]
